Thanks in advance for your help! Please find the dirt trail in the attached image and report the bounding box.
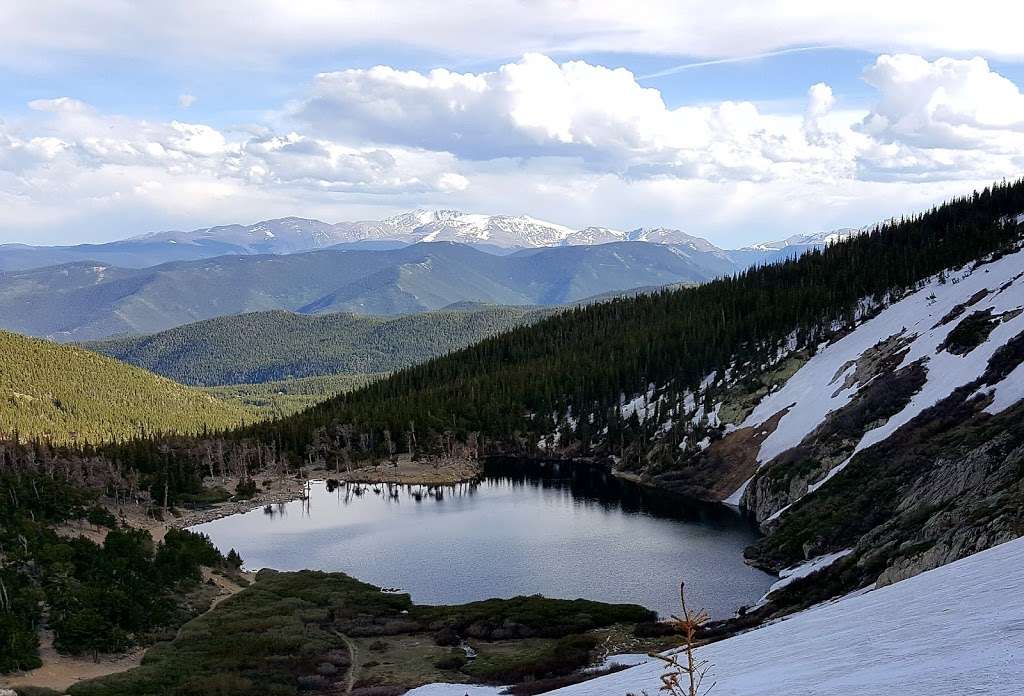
[0,627,146,693]
[3,470,350,693]
[331,630,360,695]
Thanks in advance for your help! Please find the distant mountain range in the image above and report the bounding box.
[0,210,856,271]
[0,241,750,341]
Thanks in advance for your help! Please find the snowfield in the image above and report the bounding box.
[546,536,1024,695]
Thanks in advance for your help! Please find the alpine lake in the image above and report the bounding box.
[192,459,773,620]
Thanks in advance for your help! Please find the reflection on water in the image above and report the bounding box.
[192,459,774,619]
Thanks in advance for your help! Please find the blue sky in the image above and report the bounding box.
[1,2,1023,247]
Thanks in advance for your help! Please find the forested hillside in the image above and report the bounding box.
[201,373,380,416]
[265,181,1024,454]
[84,305,550,385]
[2,182,1023,686]
[0,331,251,445]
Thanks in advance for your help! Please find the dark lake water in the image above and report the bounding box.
[192,460,773,619]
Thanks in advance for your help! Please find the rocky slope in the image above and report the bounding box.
[602,243,1024,615]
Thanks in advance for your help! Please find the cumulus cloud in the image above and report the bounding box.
[856,55,1024,181]
[178,93,197,108]
[298,54,849,183]
[0,101,469,242]
[859,55,1024,147]
[2,52,1024,245]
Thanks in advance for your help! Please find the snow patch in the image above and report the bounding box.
[405,684,507,696]
[743,249,1024,470]
[983,361,1024,415]
[762,548,854,598]
[723,476,752,507]
[547,537,1024,695]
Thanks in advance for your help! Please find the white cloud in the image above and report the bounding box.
[27,97,93,113]
[0,103,469,242]
[298,54,849,183]
[859,55,1024,146]
[2,1,1024,69]
[178,93,197,108]
[856,55,1024,180]
[2,52,1024,246]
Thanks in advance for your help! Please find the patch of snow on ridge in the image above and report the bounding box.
[405,685,506,696]
[723,477,752,507]
[741,248,1024,467]
[762,549,854,599]
[984,361,1024,415]
[547,537,1024,695]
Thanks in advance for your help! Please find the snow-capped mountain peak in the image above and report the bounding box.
[121,210,866,265]
[627,227,723,253]
[366,210,578,247]
[746,227,864,252]
[562,226,626,246]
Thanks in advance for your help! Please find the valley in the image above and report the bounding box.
[6,7,1024,694]
[3,181,1024,696]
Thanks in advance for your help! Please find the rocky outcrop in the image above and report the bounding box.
[746,377,1024,608]
[743,358,927,524]
[650,407,790,501]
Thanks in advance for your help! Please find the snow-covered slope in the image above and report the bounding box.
[548,535,1024,695]
[732,246,1024,517]
[402,211,577,247]
[626,226,723,252]
[554,230,1024,620]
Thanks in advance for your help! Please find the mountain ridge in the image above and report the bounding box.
[1,209,852,271]
[83,305,552,386]
[0,241,744,341]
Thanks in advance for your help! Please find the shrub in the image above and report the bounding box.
[433,652,467,671]
[85,506,117,529]
[297,674,331,691]
[234,478,258,499]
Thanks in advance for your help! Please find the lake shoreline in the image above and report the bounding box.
[335,455,481,486]
[175,457,482,529]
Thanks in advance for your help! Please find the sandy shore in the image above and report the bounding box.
[173,474,313,528]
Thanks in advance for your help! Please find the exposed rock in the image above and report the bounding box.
[828,330,914,397]
[743,359,928,524]
[650,407,790,500]
[932,288,990,328]
[937,308,999,355]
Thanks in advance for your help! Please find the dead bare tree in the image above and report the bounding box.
[636,581,715,696]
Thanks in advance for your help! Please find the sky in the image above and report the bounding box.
[1,1,1023,247]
